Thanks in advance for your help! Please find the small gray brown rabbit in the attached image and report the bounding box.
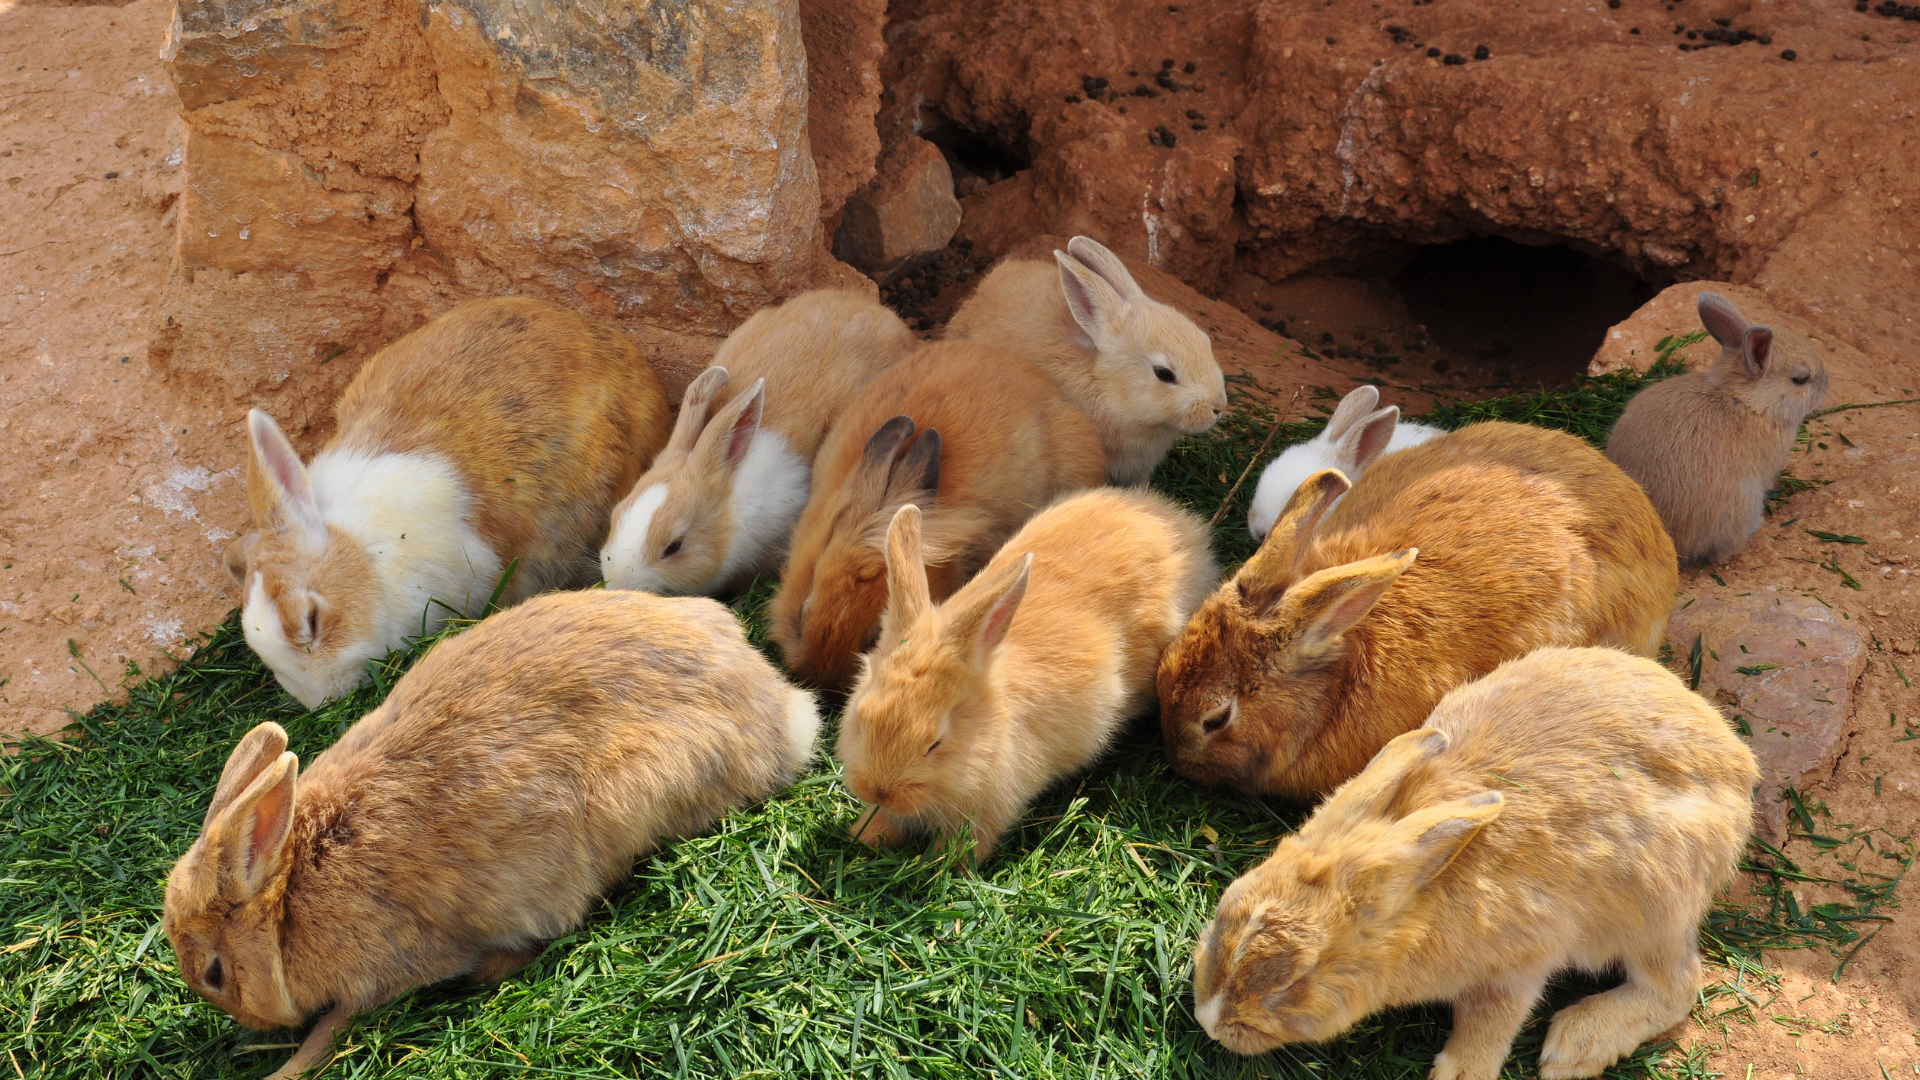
[1605,291,1829,564]
[1193,647,1757,1080]
[163,590,818,1078]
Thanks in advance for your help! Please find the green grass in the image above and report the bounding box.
[0,352,1891,1080]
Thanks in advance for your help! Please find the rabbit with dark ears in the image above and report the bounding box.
[1606,291,1829,564]
[164,589,819,1079]
[1159,421,1677,799]
[944,235,1227,485]
[225,298,671,708]
[1194,647,1756,1079]
[1248,384,1443,539]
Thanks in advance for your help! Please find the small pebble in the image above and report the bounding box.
[1443,52,1466,64]
[1631,25,1641,32]
[1326,36,1338,44]
[1162,58,1176,68]
[1759,33,1772,43]
[1780,47,1796,58]
[1428,45,1442,56]
[1474,44,1490,58]
[104,171,119,179]
[1609,0,1621,7]
[1183,60,1197,73]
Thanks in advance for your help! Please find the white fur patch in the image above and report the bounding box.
[241,572,379,709]
[781,687,822,769]
[1195,992,1224,1036]
[715,430,810,591]
[602,483,669,592]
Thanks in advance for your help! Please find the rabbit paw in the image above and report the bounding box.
[1538,999,1639,1079]
[1427,1048,1499,1080]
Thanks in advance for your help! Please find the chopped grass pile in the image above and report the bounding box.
[0,351,1892,1080]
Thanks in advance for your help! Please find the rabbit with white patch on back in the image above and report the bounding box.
[837,488,1216,864]
[1192,646,1756,1080]
[944,235,1227,485]
[223,298,671,708]
[1606,291,1829,564]
[164,589,820,1079]
[1247,384,1444,539]
[602,291,916,596]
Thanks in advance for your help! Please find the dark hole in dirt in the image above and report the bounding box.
[924,120,1029,199]
[1391,237,1658,388]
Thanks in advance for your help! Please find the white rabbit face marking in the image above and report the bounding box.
[601,484,674,592]
[242,555,380,711]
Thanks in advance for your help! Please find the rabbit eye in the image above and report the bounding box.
[1201,704,1233,735]
[304,608,321,644]
[204,957,224,992]
[924,739,942,757]
[662,539,683,558]
[1791,373,1811,386]
[1153,365,1178,384]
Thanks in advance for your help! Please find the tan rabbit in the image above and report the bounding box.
[770,341,1108,691]
[1159,421,1677,799]
[1606,291,1830,563]
[1193,646,1756,1080]
[602,291,916,595]
[837,489,1216,863]
[944,235,1227,485]
[223,298,671,708]
[164,589,819,1079]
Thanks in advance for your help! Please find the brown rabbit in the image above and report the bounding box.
[770,341,1108,691]
[837,490,1216,863]
[224,298,671,708]
[1193,647,1756,1079]
[1159,421,1677,799]
[164,590,819,1078]
[1606,291,1830,563]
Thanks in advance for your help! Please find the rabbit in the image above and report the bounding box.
[163,588,820,1080]
[222,298,671,708]
[1193,646,1757,1080]
[601,291,916,596]
[1159,420,1677,799]
[943,235,1228,486]
[1247,384,1445,539]
[837,488,1216,864]
[1606,291,1830,564]
[770,341,1108,692]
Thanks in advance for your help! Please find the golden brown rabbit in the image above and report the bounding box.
[1158,421,1677,798]
[770,341,1108,691]
[224,298,671,707]
[164,590,818,1078]
[1194,647,1756,1079]
[837,489,1216,863]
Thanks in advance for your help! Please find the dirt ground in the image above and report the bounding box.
[1,1,1915,1076]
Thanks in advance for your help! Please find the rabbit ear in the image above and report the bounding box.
[1055,250,1129,346]
[1741,326,1775,378]
[850,415,917,511]
[1237,469,1351,613]
[1697,292,1749,349]
[883,504,930,631]
[1352,790,1503,900]
[208,749,300,900]
[946,553,1033,665]
[1306,728,1449,837]
[223,533,261,587]
[247,410,324,548]
[697,377,765,473]
[1333,406,1400,474]
[884,429,942,511]
[667,366,731,455]
[1276,548,1418,657]
[1322,385,1382,442]
[1232,910,1322,997]
[203,723,290,830]
[1065,236,1146,300]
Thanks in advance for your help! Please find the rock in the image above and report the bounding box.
[1668,590,1869,842]
[798,0,889,224]
[833,136,963,281]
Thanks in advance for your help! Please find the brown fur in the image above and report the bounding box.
[1159,421,1678,799]
[837,490,1217,863]
[1194,647,1756,1079]
[164,589,818,1078]
[770,341,1108,691]
[1606,292,1830,563]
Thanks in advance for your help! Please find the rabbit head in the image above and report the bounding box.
[602,367,769,594]
[772,416,945,690]
[1696,292,1828,427]
[1248,386,1405,540]
[1160,469,1417,792]
[224,410,382,709]
[1054,236,1227,437]
[838,504,1031,826]
[1193,728,1502,1054]
[164,722,306,1032]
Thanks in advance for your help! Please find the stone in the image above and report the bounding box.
[1667,590,1869,842]
[833,136,962,280]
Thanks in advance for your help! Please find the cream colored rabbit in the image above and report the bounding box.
[602,291,915,595]
[164,589,818,1078]
[944,235,1227,485]
[836,488,1216,863]
[1193,646,1756,1080]
[224,298,671,707]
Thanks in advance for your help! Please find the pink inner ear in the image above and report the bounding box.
[245,767,295,879]
[725,393,761,467]
[1056,257,1108,333]
[1744,327,1774,376]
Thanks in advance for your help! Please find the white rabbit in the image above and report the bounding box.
[1247,385,1442,539]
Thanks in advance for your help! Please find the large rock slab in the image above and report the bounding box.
[833,135,962,280]
[1668,590,1869,842]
